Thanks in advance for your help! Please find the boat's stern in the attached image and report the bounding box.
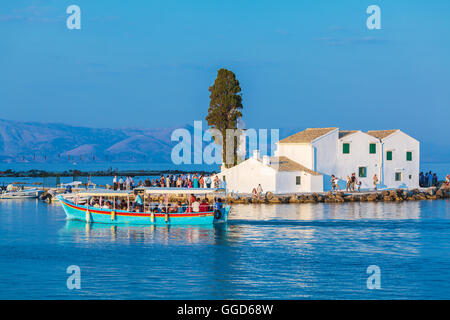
[214,205,231,223]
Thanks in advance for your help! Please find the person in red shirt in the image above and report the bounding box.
[199,199,209,212]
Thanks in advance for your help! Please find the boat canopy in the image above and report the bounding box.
[75,189,133,197]
[135,187,226,195]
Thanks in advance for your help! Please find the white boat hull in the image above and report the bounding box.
[0,189,43,199]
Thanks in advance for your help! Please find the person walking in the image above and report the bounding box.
[346,176,351,192]
[257,184,263,200]
[373,174,379,190]
[330,175,336,192]
[350,173,357,191]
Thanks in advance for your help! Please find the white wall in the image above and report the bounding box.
[219,157,324,194]
[219,157,277,194]
[312,129,339,174]
[275,143,314,169]
[381,131,419,189]
[275,171,319,193]
[334,131,381,189]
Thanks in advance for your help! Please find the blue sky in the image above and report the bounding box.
[1,0,449,145]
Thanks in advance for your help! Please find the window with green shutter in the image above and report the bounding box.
[296,176,301,185]
[343,143,350,154]
[406,151,412,161]
[369,143,376,154]
[386,151,393,160]
[358,167,367,178]
[395,172,402,181]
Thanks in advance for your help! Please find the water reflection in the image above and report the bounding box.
[230,201,428,221]
[59,220,229,245]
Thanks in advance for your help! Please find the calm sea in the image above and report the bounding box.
[0,198,449,299]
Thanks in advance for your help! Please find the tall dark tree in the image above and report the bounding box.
[206,68,243,168]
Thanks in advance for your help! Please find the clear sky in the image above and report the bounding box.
[1,0,449,145]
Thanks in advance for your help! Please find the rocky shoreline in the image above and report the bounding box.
[225,185,450,204]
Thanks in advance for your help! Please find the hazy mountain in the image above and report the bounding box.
[0,119,189,163]
[0,119,447,164]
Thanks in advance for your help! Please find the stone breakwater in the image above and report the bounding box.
[225,185,450,204]
[43,185,450,205]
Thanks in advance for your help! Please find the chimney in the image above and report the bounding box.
[253,150,260,160]
[262,155,270,165]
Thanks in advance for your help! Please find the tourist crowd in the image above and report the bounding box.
[112,173,224,190]
[419,171,440,187]
[328,171,447,192]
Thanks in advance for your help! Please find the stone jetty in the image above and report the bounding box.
[224,184,450,204]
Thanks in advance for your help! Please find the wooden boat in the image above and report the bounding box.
[57,187,231,225]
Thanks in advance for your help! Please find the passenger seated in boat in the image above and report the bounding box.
[176,201,184,213]
[135,194,144,212]
[199,199,209,212]
[190,194,196,203]
[120,199,127,210]
[169,202,178,213]
[192,198,200,212]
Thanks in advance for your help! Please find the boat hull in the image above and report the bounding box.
[0,190,42,199]
[57,195,230,225]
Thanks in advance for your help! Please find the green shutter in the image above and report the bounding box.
[343,143,350,154]
[296,176,301,185]
[359,167,367,178]
[387,151,392,160]
[369,143,376,154]
[395,172,402,181]
[406,151,412,161]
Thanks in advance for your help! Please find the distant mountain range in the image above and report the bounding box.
[0,119,187,163]
[0,119,448,164]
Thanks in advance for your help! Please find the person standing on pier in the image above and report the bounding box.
[193,174,199,188]
[432,173,438,187]
[119,176,124,190]
[113,176,118,190]
[205,175,212,188]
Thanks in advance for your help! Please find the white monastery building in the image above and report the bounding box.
[219,127,419,194]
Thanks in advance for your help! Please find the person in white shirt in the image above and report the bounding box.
[113,176,118,190]
[205,175,212,188]
[192,198,200,212]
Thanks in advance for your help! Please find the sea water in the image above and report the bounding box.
[0,198,449,299]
